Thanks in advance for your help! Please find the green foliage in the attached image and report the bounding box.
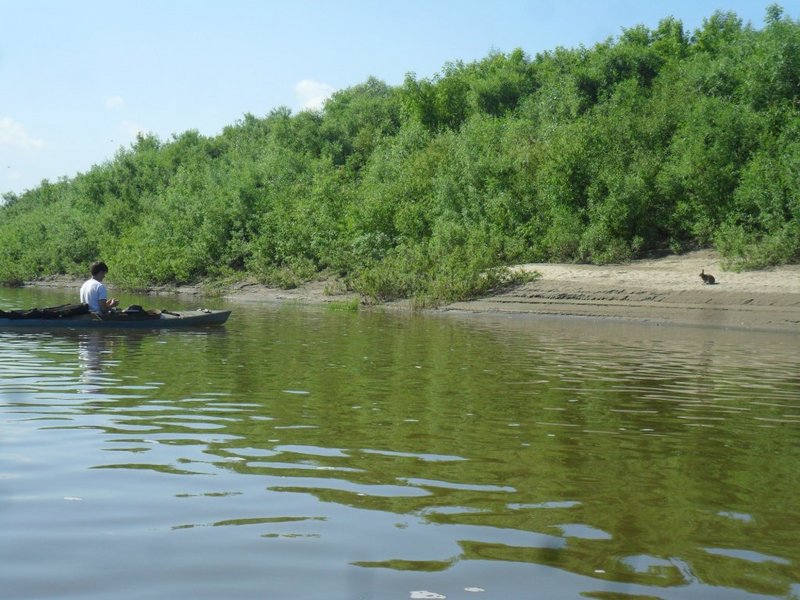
[2,5,799,301]
[692,11,744,55]
[326,297,361,312]
[402,49,535,132]
[715,121,800,267]
[321,77,402,169]
[353,229,532,308]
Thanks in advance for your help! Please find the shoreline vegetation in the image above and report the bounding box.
[2,6,799,317]
[24,250,800,333]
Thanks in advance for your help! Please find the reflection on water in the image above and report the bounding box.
[77,331,111,393]
[1,289,799,599]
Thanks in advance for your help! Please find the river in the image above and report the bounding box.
[1,287,799,599]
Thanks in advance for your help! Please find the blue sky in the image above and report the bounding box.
[1,0,797,196]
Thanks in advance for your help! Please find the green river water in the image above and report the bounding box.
[1,286,799,600]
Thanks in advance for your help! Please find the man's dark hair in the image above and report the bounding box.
[90,261,109,277]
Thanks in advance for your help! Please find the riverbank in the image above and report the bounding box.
[23,250,800,333]
[444,250,800,333]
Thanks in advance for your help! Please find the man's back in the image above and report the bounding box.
[80,278,106,312]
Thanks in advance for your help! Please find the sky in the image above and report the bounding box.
[1,0,798,197]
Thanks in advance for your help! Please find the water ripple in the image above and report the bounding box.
[2,305,799,600]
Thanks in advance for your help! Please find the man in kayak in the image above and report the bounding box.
[80,261,119,313]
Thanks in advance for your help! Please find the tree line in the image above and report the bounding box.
[2,5,798,303]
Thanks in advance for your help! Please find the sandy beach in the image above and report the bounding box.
[443,250,800,333]
[24,250,800,333]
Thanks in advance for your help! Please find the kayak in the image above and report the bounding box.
[0,303,231,329]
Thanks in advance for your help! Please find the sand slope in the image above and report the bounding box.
[443,251,800,333]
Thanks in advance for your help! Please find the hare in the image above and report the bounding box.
[700,269,716,285]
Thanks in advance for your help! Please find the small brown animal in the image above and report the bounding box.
[700,269,716,284]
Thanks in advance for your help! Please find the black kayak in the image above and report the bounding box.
[0,303,231,329]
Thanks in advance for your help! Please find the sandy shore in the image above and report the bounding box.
[443,250,800,333]
[24,250,800,333]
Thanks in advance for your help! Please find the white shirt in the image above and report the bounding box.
[80,278,108,313]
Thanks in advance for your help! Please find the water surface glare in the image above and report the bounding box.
[1,288,799,599]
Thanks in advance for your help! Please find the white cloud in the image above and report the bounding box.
[0,117,44,151]
[105,96,125,109]
[293,79,336,111]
